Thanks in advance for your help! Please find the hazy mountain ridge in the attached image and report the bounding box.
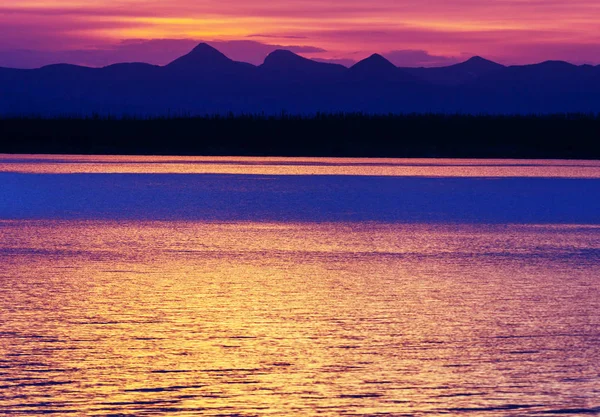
[1,43,599,115]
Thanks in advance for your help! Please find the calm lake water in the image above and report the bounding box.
[1,156,600,416]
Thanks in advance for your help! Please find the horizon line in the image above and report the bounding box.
[2,42,599,71]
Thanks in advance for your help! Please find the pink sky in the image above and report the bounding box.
[1,0,599,68]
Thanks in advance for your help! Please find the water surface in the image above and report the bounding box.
[1,156,599,416]
[2,155,600,177]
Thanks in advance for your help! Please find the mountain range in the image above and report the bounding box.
[1,43,600,115]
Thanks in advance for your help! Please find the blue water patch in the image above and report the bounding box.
[1,173,600,223]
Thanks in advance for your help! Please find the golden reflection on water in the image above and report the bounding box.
[1,221,599,415]
[2,154,600,177]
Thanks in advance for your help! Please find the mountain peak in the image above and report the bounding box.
[351,54,397,71]
[366,54,395,66]
[166,43,232,70]
[190,43,227,58]
[466,56,489,63]
[261,49,346,76]
[536,60,575,68]
[347,54,418,83]
[263,49,307,66]
[459,56,504,70]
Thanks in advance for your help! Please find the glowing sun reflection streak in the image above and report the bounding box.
[1,221,599,415]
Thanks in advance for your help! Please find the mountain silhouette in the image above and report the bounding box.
[401,56,505,85]
[459,56,504,72]
[348,54,416,83]
[261,50,345,77]
[351,54,397,72]
[470,60,600,97]
[165,43,254,76]
[166,43,230,68]
[491,60,591,84]
[1,42,600,115]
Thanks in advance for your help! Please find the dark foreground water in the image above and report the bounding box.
[1,156,600,416]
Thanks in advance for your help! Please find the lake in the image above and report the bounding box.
[1,155,599,416]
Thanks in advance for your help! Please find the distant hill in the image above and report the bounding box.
[347,54,416,83]
[261,49,346,79]
[165,43,254,76]
[1,43,600,115]
[400,56,505,85]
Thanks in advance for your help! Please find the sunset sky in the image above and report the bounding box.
[1,0,599,68]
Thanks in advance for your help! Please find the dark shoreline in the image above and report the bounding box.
[1,114,599,159]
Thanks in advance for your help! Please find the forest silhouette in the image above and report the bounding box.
[1,113,599,158]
